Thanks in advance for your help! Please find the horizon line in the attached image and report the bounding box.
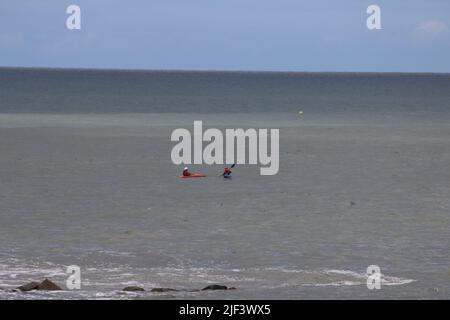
[1,65,449,76]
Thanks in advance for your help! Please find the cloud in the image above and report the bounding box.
[413,20,448,43]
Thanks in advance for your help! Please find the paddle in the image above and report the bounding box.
[219,163,236,176]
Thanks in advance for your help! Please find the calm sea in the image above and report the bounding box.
[0,68,449,299]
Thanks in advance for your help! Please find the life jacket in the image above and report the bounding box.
[183,169,191,176]
[223,168,232,175]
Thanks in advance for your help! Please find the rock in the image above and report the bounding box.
[151,288,179,293]
[16,279,62,292]
[17,282,40,292]
[37,279,62,291]
[122,286,145,292]
[202,284,228,291]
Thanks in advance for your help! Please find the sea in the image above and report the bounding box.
[0,67,449,299]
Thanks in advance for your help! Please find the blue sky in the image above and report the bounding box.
[1,0,449,72]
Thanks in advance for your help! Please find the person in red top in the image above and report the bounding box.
[182,167,191,177]
[223,167,232,177]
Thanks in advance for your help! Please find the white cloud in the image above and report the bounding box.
[413,20,448,43]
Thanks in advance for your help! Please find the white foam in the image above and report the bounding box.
[0,258,416,299]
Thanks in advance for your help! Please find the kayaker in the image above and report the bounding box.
[223,167,232,177]
[182,167,191,177]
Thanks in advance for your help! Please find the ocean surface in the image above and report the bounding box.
[0,68,449,299]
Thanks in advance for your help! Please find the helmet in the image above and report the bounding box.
[184,167,188,170]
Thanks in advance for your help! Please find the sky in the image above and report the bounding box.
[0,0,449,73]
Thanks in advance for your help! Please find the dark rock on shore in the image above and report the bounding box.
[17,282,40,292]
[151,287,180,293]
[122,286,145,292]
[202,284,229,291]
[17,279,62,291]
[37,279,62,291]
[0,287,19,293]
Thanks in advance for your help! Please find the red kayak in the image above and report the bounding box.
[177,174,208,178]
